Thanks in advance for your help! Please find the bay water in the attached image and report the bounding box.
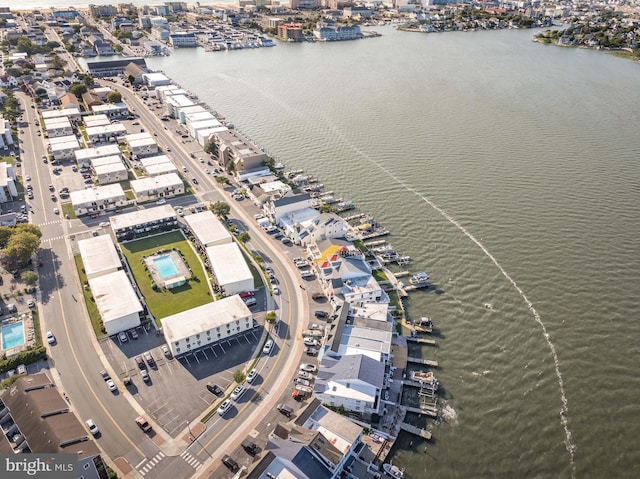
[144,26,640,479]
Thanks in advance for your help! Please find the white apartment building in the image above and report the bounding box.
[130,173,183,202]
[161,295,253,357]
[125,132,158,158]
[139,154,178,176]
[77,234,122,280]
[43,117,73,138]
[88,270,142,336]
[206,242,254,296]
[69,184,127,216]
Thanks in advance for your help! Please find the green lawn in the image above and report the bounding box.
[120,231,212,322]
[74,255,106,337]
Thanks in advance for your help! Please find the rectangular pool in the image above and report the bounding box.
[1,321,25,350]
[153,255,179,279]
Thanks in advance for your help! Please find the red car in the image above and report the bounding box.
[239,291,255,299]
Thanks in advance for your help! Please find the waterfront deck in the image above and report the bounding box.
[407,357,439,368]
[404,405,438,417]
[407,336,435,346]
[400,422,432,440]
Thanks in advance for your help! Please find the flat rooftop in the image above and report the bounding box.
[110,204,176,230]
[77,234,121,278]
[207,243,253,286]
[161,295,252,343]
[183,210,232,246]
[88,270,142,323]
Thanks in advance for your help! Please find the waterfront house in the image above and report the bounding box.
[314,354,385,419]
[255,398,363,479]
[265,192,314,225]
[208,128,267,173]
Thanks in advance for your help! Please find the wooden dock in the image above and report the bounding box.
[395,271,410,277]
[407,337,435,346]
[404,283,429,291]
[364,239,387,247]
[403,405,438,417]
[400,423,432,440]
[403,380,438,391]
[413,325,432,334]
[407,357,438,368]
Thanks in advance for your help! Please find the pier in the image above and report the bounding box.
[407,337,435,346]
[403,405,438,417]
[407,357,438,368]
[399,423,432,440]
[395,271,410,277]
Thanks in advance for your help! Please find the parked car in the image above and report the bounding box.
[300,363,318,373]
[46,331,55,344]
[207,383,223,396]
[100,370,111,381]
[315,311,328,319]
[241,439,258,456]
[162,346,171,357]
[135,356,145,369]
[246,368,258,384]
[304,347,319,356]
[221,455,238,471]
[231,385,246,401]
[217,399,232,416]
[131,329,139,340]
[263,339,273,355]
[140,369,150,382]
[277,403,293,417]
[106,379,117,391]
[303,338,319,347]
[118,331,128,343]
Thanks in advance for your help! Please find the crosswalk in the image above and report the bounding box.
[136,450,201,476]
[179,450,202,470]
[137,451,165,476]
[43,235,65,242]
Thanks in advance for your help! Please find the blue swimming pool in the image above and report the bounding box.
[153,255,179,279]
[1,321,25,350]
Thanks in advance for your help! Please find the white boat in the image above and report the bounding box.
[383,462,404,478]
[410,272,429,286]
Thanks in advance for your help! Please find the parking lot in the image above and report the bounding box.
[100,322,264,437]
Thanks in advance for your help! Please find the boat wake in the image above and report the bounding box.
[206,78,576,476]
[320,127,576,477]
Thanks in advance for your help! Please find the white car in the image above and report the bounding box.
[246,368,258,384]
[298,371,313,380]
[118,331,128,343]
[46,331,55,344]
[299,363,318,373]
[231,385,246,401]
[106,379,117,391]
[272,286,280,295]
[263,339,273,355]
[303,338,319,347]
[86,419,99,436]
[53,208,59,214]
[155,198,166,205]
[140,369,150,382]
[217,399,232,416]
[99,221,109,227]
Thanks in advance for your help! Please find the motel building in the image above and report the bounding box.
[161,295,254,357]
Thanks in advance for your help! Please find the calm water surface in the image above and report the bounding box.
[146,27,640,478]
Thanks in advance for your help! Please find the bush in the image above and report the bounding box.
[0,346,46,374]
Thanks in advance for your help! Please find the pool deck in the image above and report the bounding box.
[1,313,36,356]
[144,249,193,288]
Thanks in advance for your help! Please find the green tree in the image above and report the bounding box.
[237,231,250,243]
[215,176,229,185]
[15,223,42,239]
[106,91,122,103]
[210,201,230,218]
[46,40,60,49]
[3,231,41,265]
[70,83,87,98]
[127,74,135,85]
[264,311,277,328]
[233,370,245,383]
[0,226,13,249]
[21,271,39,286]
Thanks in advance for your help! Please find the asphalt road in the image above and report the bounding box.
[19,78,312,478]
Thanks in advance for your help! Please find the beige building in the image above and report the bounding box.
[161,295,253,357]
[69,184,128,216]
[130,173,183,202]
[77,234,122,280]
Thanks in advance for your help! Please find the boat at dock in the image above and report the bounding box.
[411,370,439,391]
[409,272,429,286]
[383,462,405,478]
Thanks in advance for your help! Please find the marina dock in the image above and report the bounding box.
[407,357,438,368]
[407,337,435,346]
[399,422,432,440]
[403,405,438,417]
